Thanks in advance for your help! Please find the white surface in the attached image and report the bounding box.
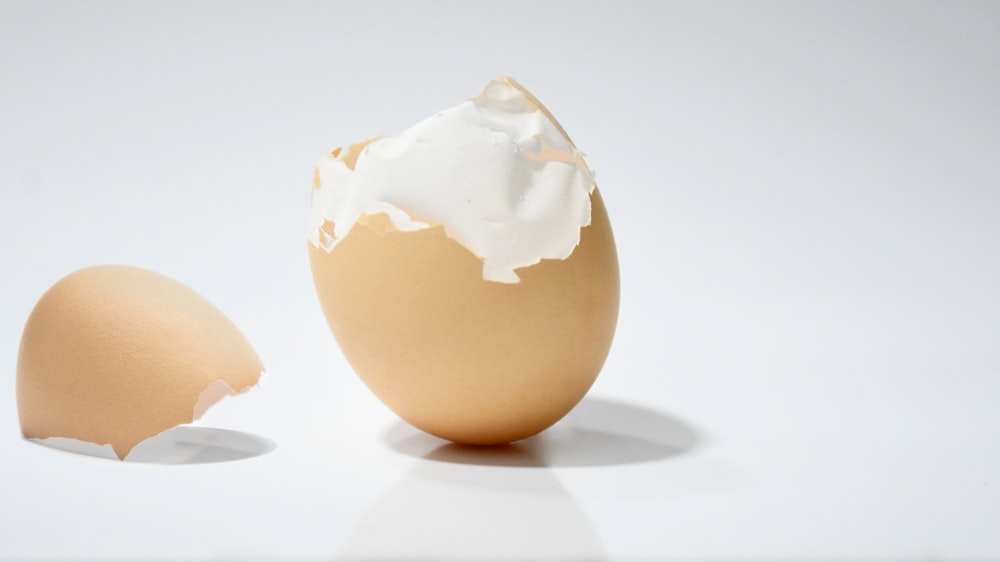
[1,1,999,560]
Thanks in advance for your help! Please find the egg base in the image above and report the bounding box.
[309,190,620,445]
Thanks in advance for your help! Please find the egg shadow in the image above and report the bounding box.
[30,426,276,464]
[384,397,703,468]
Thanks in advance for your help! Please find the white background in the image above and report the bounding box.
[2,1,999,560]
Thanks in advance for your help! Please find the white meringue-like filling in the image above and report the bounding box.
[308,76,596,283]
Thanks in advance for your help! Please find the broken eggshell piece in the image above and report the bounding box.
[309,77,619,445]
[16,265,263,460]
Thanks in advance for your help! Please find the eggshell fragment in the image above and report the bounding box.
[16,265,263,459]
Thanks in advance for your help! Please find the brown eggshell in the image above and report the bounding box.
[17,265,263,459]
[309,189,619,445]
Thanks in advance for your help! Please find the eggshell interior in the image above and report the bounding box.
[309,189,619,445]
[17,265,263,459]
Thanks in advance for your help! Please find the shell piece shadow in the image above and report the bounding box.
[30,426,276,464]
[385,396,702,468]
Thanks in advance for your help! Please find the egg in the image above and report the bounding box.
[309,77,619,445]
[17,265,263,459]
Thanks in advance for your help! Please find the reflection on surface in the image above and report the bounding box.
[338,446,606,561]
[31,426,276,464]
[339,398,701,559]
[386,397,701,468]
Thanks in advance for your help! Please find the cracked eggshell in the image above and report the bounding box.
[309,77,619,445]
[309,189,619,445]
[16,265,263,459]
